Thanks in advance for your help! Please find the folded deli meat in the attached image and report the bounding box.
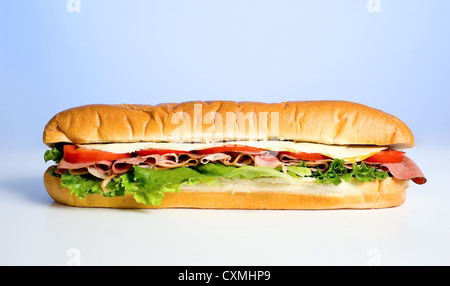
[43,101,426,209]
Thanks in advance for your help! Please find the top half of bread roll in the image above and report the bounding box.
[43,100,414,149]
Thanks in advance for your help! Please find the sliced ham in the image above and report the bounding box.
[133,153,199,169]
[155,153,198,168]
[199,153,231,164]
[278,153,331,172]
[278,153,301,162]
[382,156,427,184]
[88,164,113,179]
[221,153,255,166]
[194,152,254,166]
[56,158,113,175]
[254,153,283,168]
[304,160,331,172]
[154,158,199,169]
[138,154,161,168]
[112,156,148,174]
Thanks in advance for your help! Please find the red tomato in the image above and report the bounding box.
[364,150,405,164]
[195,145,264,155]
[278,151,331,161]
[63,145,131,163]
[135,149,189,156]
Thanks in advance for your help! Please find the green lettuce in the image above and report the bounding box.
[313,159,389,186]
[201,164,299,183]
[283,165,312,178]
[120,166,218,205]
[60,171,125,198]
[44,147,63,163]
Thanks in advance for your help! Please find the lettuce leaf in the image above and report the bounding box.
[60,172,104,199]
[195,163,305,183]
[60,171,125,198]
[283,165,312,179]
[193,163,238,176]
[44,147,62,164]
[313,159,389,186]
[120,166,218,205]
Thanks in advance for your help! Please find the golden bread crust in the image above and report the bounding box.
[43,101,414,148]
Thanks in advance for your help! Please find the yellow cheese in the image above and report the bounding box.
[79,141,386,163]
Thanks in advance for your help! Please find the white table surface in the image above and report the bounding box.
[0,145,447,266]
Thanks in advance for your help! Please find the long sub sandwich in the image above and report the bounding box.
[43,100,426,209]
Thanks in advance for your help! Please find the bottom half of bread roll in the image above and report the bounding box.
[43,167,409,210]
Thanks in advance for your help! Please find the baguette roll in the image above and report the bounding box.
[42,100,421,210]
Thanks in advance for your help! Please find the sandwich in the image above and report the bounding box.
[42,100,426,209]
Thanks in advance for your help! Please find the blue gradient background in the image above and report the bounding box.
[1,1,448,149]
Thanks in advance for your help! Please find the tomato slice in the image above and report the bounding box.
[135,149,190,156]
[195,145,264,155]
[363,150,405,164]
[63,145,132,163]
[278,151,331,161]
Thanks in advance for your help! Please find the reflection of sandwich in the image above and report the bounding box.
[43,100,426,209]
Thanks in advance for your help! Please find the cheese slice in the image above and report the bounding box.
[79,141,386,163]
